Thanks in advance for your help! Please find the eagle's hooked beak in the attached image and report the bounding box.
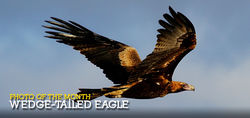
[183,84,195,91]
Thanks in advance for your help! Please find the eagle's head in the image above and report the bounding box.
[169,81,195,93]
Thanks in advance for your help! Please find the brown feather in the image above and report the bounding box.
[44,17,141,84]
[128,6,196,83]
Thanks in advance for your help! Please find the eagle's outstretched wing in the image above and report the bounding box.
[44,17,141,84]
[128,6,196,82]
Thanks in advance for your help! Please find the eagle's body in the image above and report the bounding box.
[44,6,196,100]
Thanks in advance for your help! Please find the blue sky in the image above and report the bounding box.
[1,0,250,112]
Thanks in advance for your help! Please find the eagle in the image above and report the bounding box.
[44,6,196,100]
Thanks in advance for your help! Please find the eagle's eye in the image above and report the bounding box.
[181,83,188,88]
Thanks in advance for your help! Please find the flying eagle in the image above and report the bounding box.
[44,6,196,100]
